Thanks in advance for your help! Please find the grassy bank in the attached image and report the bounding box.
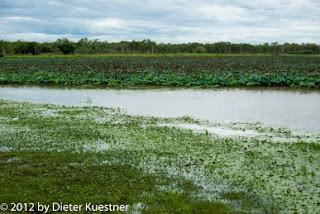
[0,55,319,88]
[0,100,319,213]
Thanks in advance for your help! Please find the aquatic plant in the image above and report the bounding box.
[0,55,319,88]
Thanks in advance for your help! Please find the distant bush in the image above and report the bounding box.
[194,46,206,53]
[288,50,314,55]
[38,44,53,53]
[56,39,75,54]
[14,42,39,55]
[0,47,4,57]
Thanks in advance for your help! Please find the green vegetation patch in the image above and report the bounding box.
[0,55,319,88]
[1,151,233,214]
[0,100,319,213]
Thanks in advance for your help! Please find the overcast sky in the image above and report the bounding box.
[0,0,319,43]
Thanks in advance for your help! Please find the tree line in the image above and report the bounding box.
[1,38,319,56]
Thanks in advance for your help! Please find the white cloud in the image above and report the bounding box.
[195,4,249,22]
[1,32,59,41]
[87,18,128,33]
[5,16,34,21]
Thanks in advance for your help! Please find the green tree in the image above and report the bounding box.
[0,45,4,57]
[13,41,38,55]
[194,45,206,53]
[271,42,281,56]
[55,38,75,54]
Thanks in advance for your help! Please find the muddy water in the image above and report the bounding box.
[1,86,320,132]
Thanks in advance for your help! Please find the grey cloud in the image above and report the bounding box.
[0,0,319,43]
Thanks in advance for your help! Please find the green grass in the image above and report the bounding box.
[1,151,232,214]
[0,55,319,88]
[0,100,319,213]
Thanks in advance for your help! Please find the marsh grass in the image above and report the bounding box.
[0,100,319,213]
[1,151,236,214]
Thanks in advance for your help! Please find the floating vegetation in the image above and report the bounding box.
[0,55,320,88]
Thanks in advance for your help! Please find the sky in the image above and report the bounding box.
[0,0,319,43]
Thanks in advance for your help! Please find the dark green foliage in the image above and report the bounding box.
[289,50,314,54]
[0,55,319,88]
[0,46,4,57]
[0,38,320,55]
[56,38,75,54]
[194,45,206,53]
[39,44,53,53]
[14,41,40,55]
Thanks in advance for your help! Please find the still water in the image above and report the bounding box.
[1,86,319,132]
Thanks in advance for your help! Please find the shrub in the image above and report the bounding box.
[288,50,314,55]
[56,39,75,54]
[14,42,39,55]
[194,46,206,53]
[0,46,5,57]
[298,50,314,54]
[40,45,53,53]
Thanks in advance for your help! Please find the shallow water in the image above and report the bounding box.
[1,86,320,132]
[159,123,260,137]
